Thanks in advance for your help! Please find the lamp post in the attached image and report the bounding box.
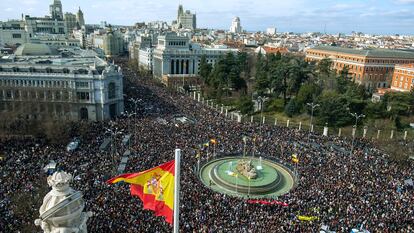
[129,98,140,148]
[256,96,266,137]
[306,102,320,133]
[349,112,365,156]
[125,111,136,150]
[106,125,122,175]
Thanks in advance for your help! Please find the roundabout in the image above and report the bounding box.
[199,156,296,198]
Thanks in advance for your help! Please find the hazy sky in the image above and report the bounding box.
[2,0,414,34]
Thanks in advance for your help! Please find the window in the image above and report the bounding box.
[12,34,22,38]
[76,92,90,101]
[76,82,89,88]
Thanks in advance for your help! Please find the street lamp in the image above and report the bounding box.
[349,112,365,156]
[256,96,266,137]
[129,98,141,147]
[106,126,122,174]
[306,102,320,137]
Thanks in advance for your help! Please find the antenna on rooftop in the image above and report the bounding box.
[324,23,326,35]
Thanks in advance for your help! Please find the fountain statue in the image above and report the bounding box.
[34,171,93,233]
[236,159,257,179]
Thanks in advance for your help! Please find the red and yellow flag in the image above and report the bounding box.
[107,160,175,224]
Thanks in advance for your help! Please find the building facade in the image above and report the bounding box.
[391,64,414,92]
[153,33,238,86]
[306,46,414,90]
[0,44,124,121]
[64,13,77,34]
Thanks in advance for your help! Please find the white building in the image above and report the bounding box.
[139,48,154,71]
[0,43,124,121]
[0,0,86,47]
[266,27,277,35]
[153,33,238,86]
[230,17,242,34]
[173,5,196,30]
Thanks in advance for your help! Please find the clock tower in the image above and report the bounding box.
[49,0,63,20]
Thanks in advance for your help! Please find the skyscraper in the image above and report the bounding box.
[230,17,242,33]
[175,5,196,30]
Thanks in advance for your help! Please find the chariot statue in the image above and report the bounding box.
[236,159,257,179]
[35,171,93,233]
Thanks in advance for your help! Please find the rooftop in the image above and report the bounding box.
[310,45,414,59]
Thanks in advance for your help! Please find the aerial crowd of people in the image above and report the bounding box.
[0,58,413,233]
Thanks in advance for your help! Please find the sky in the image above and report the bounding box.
[2,0,414,35]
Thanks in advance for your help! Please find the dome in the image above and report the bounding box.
[14,43,57,56]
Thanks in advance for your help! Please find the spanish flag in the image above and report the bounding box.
[107,160,175,224]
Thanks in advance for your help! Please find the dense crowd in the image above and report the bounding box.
[1,58,413,233]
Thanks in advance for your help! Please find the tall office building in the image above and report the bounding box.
[230,17,242,33]
[174,5,196,30]
[64,13,77,34]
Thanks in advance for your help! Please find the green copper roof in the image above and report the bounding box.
[311,45,414,59]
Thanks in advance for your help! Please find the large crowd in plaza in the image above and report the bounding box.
[1,59,413,233]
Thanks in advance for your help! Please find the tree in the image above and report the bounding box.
[296,83,322,108]
[317,91,351,126]
[237,96,254,114]
[254,51,269,95]
[199,55,212,82]
[284,98,300,117]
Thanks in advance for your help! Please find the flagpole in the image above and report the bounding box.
[174,149,181,233]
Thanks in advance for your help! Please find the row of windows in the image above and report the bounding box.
[168,41,186,46]
[395,76,414,83]
[75,82,89,88]
[396,70,414,75]
[394,81,414,89]
[1,89,71,101]
[0,102,71,114]
[335,63,392,72]
[76,92,90,101]
[0,79,69,88]
[309,51,414,64]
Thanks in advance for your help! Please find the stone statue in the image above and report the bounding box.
[35,171,93,233]
[236,159,257,179]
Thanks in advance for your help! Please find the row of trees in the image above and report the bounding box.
[199,51,414,129]
[199,52,248,100]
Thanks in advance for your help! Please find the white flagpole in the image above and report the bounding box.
[173,149,181,233]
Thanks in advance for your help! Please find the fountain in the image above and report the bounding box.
[200,156,296,197]
[256,156,263,170]
[236,159,257,179]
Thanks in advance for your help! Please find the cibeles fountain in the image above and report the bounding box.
[35,171,93,233]
[200,156,297,198]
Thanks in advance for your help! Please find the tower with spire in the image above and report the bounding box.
[76,7,85,28]
[49,0,63,20]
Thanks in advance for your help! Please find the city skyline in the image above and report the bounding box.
[1,0,414,34]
